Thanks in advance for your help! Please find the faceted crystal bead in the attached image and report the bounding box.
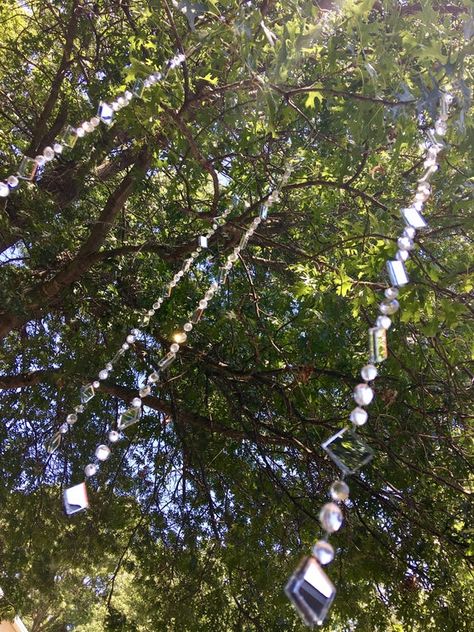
[53,143,63,154]
[376,315,392,330]
[93,380,100,389]
[66,413,78,424]
[170,343,179,353]
[396,249,409,263]
[369,326,388,363]
[17,156,38,180]
[218,268,228,284]
[387,260,409,287]
[397,236,414,251]
[7,175,19,188]
[98,369,108,380]
[63,482,89,515]
[361,364,378,381]
[384,287,399,299]
[401,206,427,230]
[131,397,142,407]
[108,430,120,443]
[312,540,335,565]
[403,227,416,240]
[198,235,208,248]
[379,299,399,315]
[80,383,95,403]
[349,406,368,426]
[59,423,68,434]
[321,427,374,474]
[59,125,78,148]
[158,351,176,370]
[174,331,187,344]
[98,102,114,125]
[43,146,55,161]
[46,432,62,453]
[285,556,336,627]
[95,444,111,461]
[112,349,125,364]
[118,407,141,430]
[330,480,349,501]
[85,463,98,477]
[353,383,374,406]
[0,182,9,197]
[319,503,343,533]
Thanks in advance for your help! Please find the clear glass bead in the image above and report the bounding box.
[118,407,141,429]
[396,249,409,262]
[59,423,69,434]
[85,463,98,477]
[312,540,335,565]
[322,428,373,474]
[353,383,374,406]
[95,444,111,461]
[106,362,113,371]
[369,326,388,363]
[98,102,114,124]
[361,364,378,381]
[90,116,100,127]
[131,328,140,336]
[198,299,208,309]
[66,413,77,424]
[228,253,238,262]
[7,175,19,188]
[109,430,120,443]
[74,405,84,413]
[435,120,447,136]
[93,380,100,388]
[384,287,399,299]
[53,143,63,154]
[35,154,46,166]
[319,503,343,533]
[330,480,349,501]
[403,227,416,239]
[397,236,414,251]
[183,322,193,332]
[122,342,130,350]
[173,332,187,344]
[112,101,121,112]
[82,121,94,133]
[191,308,204,323]
[0,183,9,197]
[379,299,399,315]
[376,315,392,330]
[46,432,61,454]
[170,343,180,353]
[126,334,135,344]
[153,300,162,310]
[131,397,142,408]
[350,406,368,426]
[98,370,108,380]
[43,146,55,161]
[139,385,151,397]
[147,309,155,317]
[76,127,85,138]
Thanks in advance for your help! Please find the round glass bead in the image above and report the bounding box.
[112,101,120,111]
[361,364,378,381]
[228,253,238,262]
[106,362,113,371]
[126,334,135,344]
[76,127,85,138]
[43,146,55,161]
[350,406,368,426]
[397,236,414,251]
[198,300,208,309]
[330,480,350,501]
[0,183,9,197]
[353,383,374,406]
[109,430,120,443]
[183,322,193,332]
[93,380,100,388]
[98,370,108,380]
[147,309,155,317]
[90,116,100,127]
[224,262,232,270]
[396,249,409,262]
[376,315,392,330]
[95,444,111,461]
[403,227,416,239]
[312,540,335,565]
[173,332,187,344]
[170,343,180,353]
[131,397,142,408]
[59,423,69,434]
[74,405,84,413]
[7,175,19,188]
[66,413,78,424]
[153,301,162,310]
[384,287,399,299]
[35,155,45,166]
[122,342,130,351]
[53,143,63,154]
[379,299,399,315]
[319,502,343,533]
[85,463,98,477]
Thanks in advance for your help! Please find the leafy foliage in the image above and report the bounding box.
[0,1,472,630]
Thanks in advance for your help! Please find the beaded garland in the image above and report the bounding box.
[284,91,454,627]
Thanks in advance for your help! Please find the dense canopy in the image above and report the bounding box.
[0,1,473,630]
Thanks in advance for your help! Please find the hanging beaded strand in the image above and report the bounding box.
[46,197,236,454]
[0,53,186,198]
[64,163,295,508]
[284,91,454,627]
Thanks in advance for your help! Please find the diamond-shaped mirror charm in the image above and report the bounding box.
[118,406,141,430]
[98,102,114,125]
[285,556,336,627]
[63,482,89,515]
[17,156,38,180]
[80,383,95,404]
[321,427,373,475]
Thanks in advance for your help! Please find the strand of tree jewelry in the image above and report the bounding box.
[0,52,185,197]
[62,163,294,514]
[283,91,454,627]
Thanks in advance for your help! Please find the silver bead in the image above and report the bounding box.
[319,502,343,533]
[312,540,335,565]
[384,287,399,299]
[330,480,350,501]
[353,383,374,406]
[98,370,108,380]
[108,430,120,443]
[95,444,111,461]
[85,463,98,477]
[376,315,392,330]
[131,397,142,408]
[350,406,368,426]
[170,343,179,353]
[379,299,399,315]
[361,364,378,381]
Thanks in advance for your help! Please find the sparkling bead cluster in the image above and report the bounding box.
[286,92,453,626]
[46,199,234,454]
[79,167,294,481]
[0,54,186,199]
